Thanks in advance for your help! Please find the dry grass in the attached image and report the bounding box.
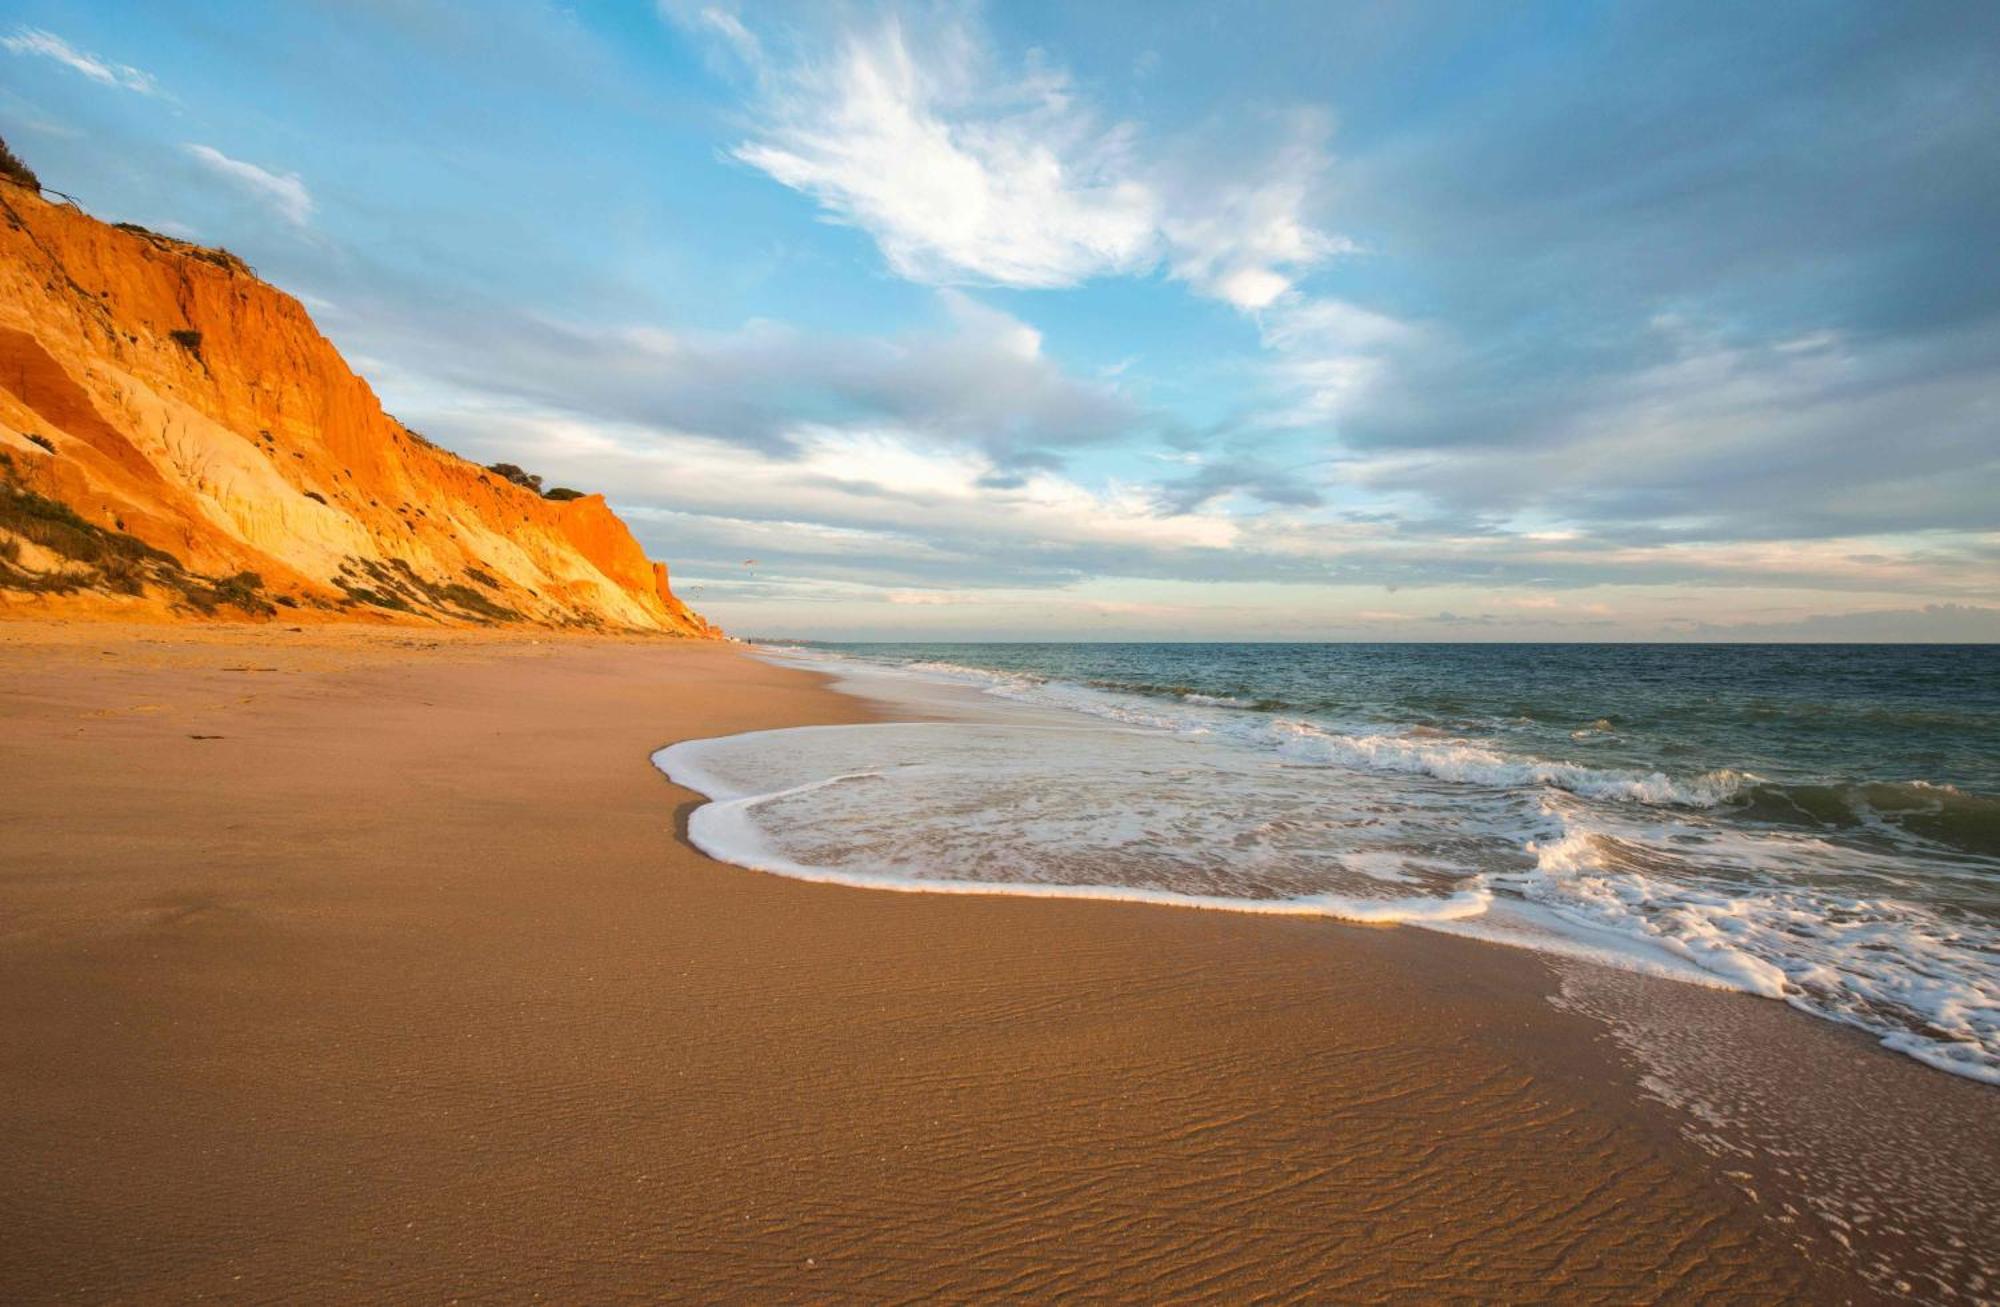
[0,452,273,615]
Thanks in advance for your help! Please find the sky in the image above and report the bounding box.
[4,1,1997,640]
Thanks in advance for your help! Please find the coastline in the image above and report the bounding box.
[0,623,1983,1301]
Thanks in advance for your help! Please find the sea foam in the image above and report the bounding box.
[653,648,2000,1084]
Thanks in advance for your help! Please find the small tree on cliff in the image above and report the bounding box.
[486,463,544,494]
[0,136,41,191]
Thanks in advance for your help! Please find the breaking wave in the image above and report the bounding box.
[656,646,2000,1084]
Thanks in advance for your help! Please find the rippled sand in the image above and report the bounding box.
[0,622,1982,1301]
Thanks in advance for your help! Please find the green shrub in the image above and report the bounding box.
[0,475,176,569]
[97,553,147,595]
[210,570,273,615]
[334,579,412,612]
[110,222,254,276]
[0,136,39,191]
[487,462,543,493]
[435,581,520,623]
[189,247,251,276]
[0,455,288,613]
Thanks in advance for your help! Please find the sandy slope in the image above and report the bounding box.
[0,623,1906,1301]
[0,182,712,634]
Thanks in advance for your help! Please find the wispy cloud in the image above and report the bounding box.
[1339,313,2000,543]
[178,0,1988,639]
[459,409,1242,573]
[2,26,157,94]
[694,5,761,66]
[325,284,1136,469]
[182,144,314,228]
[1255,295,1418,428]
[686,6,1412,484]
[727,15,1156,289]
[703,9,1347,312]
[1159,110,1354,310]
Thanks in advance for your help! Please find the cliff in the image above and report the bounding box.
[0,174,717,635]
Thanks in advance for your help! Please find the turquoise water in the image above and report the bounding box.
[663,642,1999,1081]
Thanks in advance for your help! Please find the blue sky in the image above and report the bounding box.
[5,1,1997,639]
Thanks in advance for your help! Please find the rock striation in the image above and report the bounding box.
[0,170,715,635]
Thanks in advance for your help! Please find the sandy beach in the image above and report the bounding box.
[0,624,1988,1302]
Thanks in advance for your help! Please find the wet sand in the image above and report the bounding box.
[0,623,1978,1301]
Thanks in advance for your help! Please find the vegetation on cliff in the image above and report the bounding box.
[0,136,39,192]
[0,451,274,615]
[0,139,716,635]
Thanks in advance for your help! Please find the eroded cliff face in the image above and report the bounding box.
[0,180,716,635]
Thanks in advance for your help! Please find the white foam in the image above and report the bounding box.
[788,650,1756,808]
[687,781,1495,925]
[1261,719,1753,807]
[1422,898,1754,991]
[1492,795,2000,1080]
[676,647,2000,1085]
[1182,692,1258,708]
[656,722,1503,920]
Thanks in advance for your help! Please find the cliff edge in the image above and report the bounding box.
[0,164,716,635]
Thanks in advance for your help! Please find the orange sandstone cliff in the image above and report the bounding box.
[0,174,716,635]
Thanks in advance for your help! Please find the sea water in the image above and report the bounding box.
[655,643,1999,1084]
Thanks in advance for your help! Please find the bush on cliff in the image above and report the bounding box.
[0,452,274,615]
[488,464,593,502]
[487,462,543,493]
[0,136,39,191]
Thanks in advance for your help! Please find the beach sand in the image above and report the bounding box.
[0,624,1980,1301]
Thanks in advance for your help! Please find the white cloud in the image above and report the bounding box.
[322,285,1133,465]
[695,6,761,65]
[708,10,1346,311]
[2,27,157,94]
[437,403,1240,564]
[689,7,1400,450]
[1347,314,2000,540]
[440,379,1998,601]
[936,288,1041,360]
[730,16,1156,288]
[1160,112,1354,309]
[182,144,314,228]
[1262,296,1415,354]
[1256,294,1418,426]
[366,345,1998,632]
[885,589,985,606]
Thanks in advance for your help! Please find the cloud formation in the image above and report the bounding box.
[709,9,1345,313]
[182,144,314,227]
[1304,4,2000,546]
[1335,312,2000,545]
[329,286,1137,470]
[2,27,157,95]
[730,16,1155,288]
[362,2,1993,635]
[1158,111,1354,311]
[50,0,1981,638]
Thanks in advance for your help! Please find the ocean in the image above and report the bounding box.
[656,642,1999,1083]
